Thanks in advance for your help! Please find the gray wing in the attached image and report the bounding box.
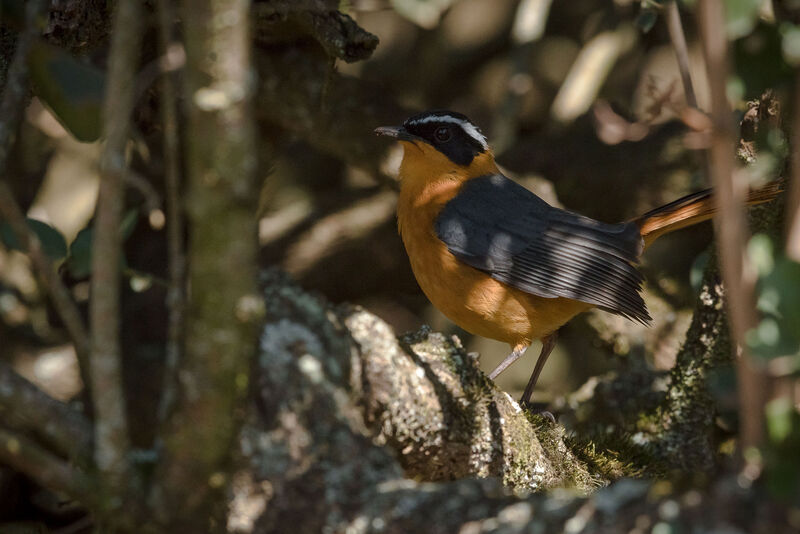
[435,174,650,323]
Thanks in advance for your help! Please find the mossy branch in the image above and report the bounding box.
[247,268,592,532]
[248,207,783,529]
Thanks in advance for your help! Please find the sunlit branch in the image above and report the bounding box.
[697,0,766,451]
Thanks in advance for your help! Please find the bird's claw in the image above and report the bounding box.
[519,400,556,423]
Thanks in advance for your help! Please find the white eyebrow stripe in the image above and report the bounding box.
[406,115,488,150]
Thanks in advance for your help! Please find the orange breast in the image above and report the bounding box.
[396,144,591,349]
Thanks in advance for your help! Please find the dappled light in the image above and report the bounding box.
[0,0,798,532]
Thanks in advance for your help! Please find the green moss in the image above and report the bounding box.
[565,431,670,481]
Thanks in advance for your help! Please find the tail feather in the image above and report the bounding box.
[634,180,784,248]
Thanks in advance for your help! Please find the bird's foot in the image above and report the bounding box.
[519,400,556,423]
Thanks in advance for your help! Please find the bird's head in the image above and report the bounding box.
[375,110,497,179]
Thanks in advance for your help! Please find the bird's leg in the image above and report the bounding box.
[519,331,558,406]
[488,344,528,380]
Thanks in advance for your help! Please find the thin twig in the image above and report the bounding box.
[0,0,92,387]
[698,0,765,451]
[665,1,698,108]
[0,361,93,465]
[786,70,800,262]
[131,36,186,108]
[155,0,186,426]
[0,426,92,501]
[124,169,162,214]
[89,0,143,485]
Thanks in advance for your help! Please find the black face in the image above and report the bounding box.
[402,110,488,166]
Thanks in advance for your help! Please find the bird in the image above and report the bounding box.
[375,110,782,406]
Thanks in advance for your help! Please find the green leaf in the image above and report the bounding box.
[120,209,138,240]
[27,219,68,260]
[635,9,659,33]
[725,0,761,39]
[64,226,94,278]
[764,398,800,498]
[766,398,795,444]
[0,221,15,251]
[747,233,774,277]
[690,251,709,293]
[27,40,105,142]
[637,0,667,33]
[64,211,139,278]
[781,23,800,66]
[0,218,67,260]
[750,249,800,360]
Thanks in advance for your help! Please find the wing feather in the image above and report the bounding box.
[436,174,651,323]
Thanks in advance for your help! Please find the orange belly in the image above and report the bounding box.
[395,146,592,349]
[404,228,591,348]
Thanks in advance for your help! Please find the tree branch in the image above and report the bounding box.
[155,0,261,526]
[698,0,766,452]
[664,0,697,108]
[0,427,92,502]
[155,0,187,427]
[89,0,143,487]
[0,362,92,465]
[291,10,379,63]
[592,100,785,475]
[253,0,378,63]
[255,269,599,494]
[247,248,787,531]
[786,70,800,261]
[249,268,588,532]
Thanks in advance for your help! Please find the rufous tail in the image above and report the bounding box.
[634,180,784,248]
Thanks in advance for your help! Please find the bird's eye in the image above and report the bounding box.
[434,127,451,142]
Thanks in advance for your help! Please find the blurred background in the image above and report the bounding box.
[2,0,800,528]
[1,0,794,411]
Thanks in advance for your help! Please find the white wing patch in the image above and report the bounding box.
[406,114,488,150]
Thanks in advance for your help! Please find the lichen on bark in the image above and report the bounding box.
[252,269,599,497]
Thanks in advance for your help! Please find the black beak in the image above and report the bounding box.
[374,125,419,142]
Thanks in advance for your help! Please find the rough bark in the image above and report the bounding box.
[246,192,785,530]
[247,269,590,533]
[253,269,600,494]
[0,2,793,533]
[153,0,261,529]
[254,47,408,178]
[253,0,378,63]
